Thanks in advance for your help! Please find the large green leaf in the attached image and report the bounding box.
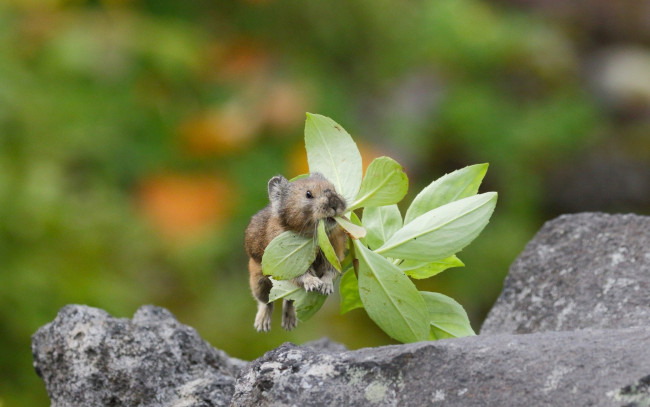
[363,205,403,250]
[261,231,317,280]
[317,220,341,272]
[404,163,488,225]
[339,268,363,314]
[354,240,429,343]
[305,113,363,205]
[349,211,367,245]
[268,279,300,302]
[268,279,327,322]
[399,256,464,279]
[420,291,475,339]
[376,192,497,262]
[350,157,408,209]
[295,294,328,321]
[334,216,366,239]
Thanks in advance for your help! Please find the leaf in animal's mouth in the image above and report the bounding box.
[334,216,366,239]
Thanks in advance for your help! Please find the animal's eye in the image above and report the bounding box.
[306,191,313,199]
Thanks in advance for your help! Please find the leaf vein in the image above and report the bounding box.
[313,121,344,197]
[357,243,420,339]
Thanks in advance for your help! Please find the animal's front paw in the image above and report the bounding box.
[301,273,323,292]
[318,279,334,295]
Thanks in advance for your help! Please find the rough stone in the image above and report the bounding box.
[33,304,650,407]
[232,326,650,407]
[481,212,650,335]
[31,304,246,407]
[33,212,650,406]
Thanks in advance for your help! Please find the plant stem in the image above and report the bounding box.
[349,238,359,278]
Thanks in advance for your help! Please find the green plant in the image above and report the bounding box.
[262,113,497,343]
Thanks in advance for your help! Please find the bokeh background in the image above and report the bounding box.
[1,0,649,405]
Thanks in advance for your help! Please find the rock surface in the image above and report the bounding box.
[232,327,650,407]
[32,305,245,407]
[32,213,650,406]
[481,212,650,335]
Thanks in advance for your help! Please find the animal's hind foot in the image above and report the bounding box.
[254,301,273,332]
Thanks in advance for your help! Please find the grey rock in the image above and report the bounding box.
[232,326,650,407]
[481,213,650,335]
[31,304,246,407]
[33,212,650,406]
[33,304,650,407]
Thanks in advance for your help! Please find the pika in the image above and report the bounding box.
[244,173,348,332]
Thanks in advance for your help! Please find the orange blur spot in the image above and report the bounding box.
[261,82,310,131]
[178,104,261,156]
[136,173,236,243]
[217,40,271,82]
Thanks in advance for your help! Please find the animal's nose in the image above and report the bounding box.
[328,195,345,214]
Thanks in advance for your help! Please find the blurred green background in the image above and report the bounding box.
[1,0,649,405]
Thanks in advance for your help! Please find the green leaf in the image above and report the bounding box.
[400,256,464,279]
[268,278,300,302]
[376,192,497,262]
[334,216,367,239]
[404,163,488,225]
[350,211,363,226]
[295,293,328,321]
[261,231,317,280]
[305,113,363,205]
[289,173,309,182]
[354,240,429,343]
[339,269,363,314]
[420,291,475,339]
[349,211,366,245]
[363,204,403,250]
[268,279,327,322]
[428,325,453,340]
[350,157,408,209]
[317,220,342,272]
[340,250,353,271]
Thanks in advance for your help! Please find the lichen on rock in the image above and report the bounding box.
[32,213,650,407]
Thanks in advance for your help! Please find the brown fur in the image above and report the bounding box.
[244,173,348,332]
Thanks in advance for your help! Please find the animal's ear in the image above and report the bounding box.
[268,175,289,208]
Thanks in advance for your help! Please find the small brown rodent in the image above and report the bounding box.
[244,173,348,332]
